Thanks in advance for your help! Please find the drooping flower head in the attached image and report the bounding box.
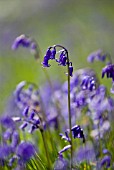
[42,44,73,77]
[87,49,110,63]
[100,155,111,169]
[71,125,85,143]
[102,63,114,93]
[12,34,40,60]
[14,81,41,112]
[102,63,114,81]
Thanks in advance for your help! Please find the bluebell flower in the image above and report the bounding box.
[45,48,52,59]
[16,141,36,162]
[50,47,56,59]
[102,63,114,81]
[42,55,51,67]
[12,34,31,50]
[1,115,16,129]
[14,81,41,112]
[59,130,71,142]
[56,51,67,66]
[14,81,26,103]
[81,76,96,91]
[11,131,20,148]
[19,107,41,133]
[100,155,111,168]
[22,106,29,117]
[87,49,106,63]
[66,62,73,77]
[19,122,28,131]
[69,65,73,77]
[12,35,39,60]
[58,145,71,155]
[71,125,85,143]
[60,125,85,143]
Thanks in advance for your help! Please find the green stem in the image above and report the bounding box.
[67,61,73,170]
[38,91,58,157]
[40,130,51,170]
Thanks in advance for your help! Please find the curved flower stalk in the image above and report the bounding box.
[13,81,53,169]
[42,44,73,169]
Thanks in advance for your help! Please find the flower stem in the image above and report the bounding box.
[67,61,73,170]
[40,129,51,170]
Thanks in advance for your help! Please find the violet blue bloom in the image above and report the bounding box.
[22,106,29,117]
[59,130,71,142]
[14,81,40,111]
[45,48,52,59]
[16,141,36,162]
[57,51,67,66]
[19,107,40,133]
[81,76,96,91]
[71,125,85,143]
[69,65,73,77]
[100,155,111,168]
[87,49,106,63]
[42,55,51,67]
[12,35,40,61]
[1,116,16,129]
[12,34,31,50]
[42,45,73,76]
[11,131,20,148]
[102,63,114,81]
[20,122,28,131]
[50,47,56,59]
[58,145,71,155]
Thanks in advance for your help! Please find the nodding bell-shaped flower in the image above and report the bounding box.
[42,55,51,67]
[81,76,96,91]
[102,63,114,81]
[66,62,73,77]
[57,51,67,66]
[12,34,31,50]
[71,125,85,143]
[50,47,56,59]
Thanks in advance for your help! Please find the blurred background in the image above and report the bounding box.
[0,0,114,113]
